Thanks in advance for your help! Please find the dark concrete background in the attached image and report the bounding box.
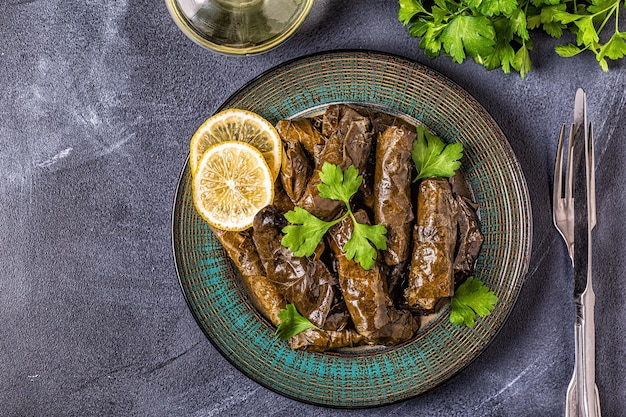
[1,0,625,416]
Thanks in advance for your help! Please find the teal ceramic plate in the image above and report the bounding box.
[172,50,532,408]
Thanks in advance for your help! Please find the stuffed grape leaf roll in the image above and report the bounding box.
[288,327,367,352]
[327,210,419,344]
[454,195,484,278]
[276,118,325,166]
[374,124,416,266]
[210,226,286,325]
[448,171,484,279]
[297,105,374,220]
[252,205,349,330]
[277,134,313,205]
[405,178,458,312]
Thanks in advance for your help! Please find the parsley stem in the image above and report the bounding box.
[599,5,615,33]
[333,211,350,227]
[590,0,619,35]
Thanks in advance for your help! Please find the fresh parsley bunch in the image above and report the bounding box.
[398,0,626,77]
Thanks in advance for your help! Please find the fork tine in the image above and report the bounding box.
[553,123,566,206]
[553,122,575,262]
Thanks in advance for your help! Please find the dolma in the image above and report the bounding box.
[360,107,416,136]
[327,210,419,345]
[453,195,484,278]
[252,205,349,330]
[449,169,472,199]
[277,135,312,204]
[296,132,344,220]
[212,223,360,352]
[272,177,295,214]
[319,104,342,138]
[275,118,325,205]
[297,105,374,220]
[385,260,410,308]
[374,124,416,266]
[334,106,373,172]
[405,178,458,312]
[289,327,366,352]
[276,118,325,166]
[210,226,286,325]
[448,171,484,279]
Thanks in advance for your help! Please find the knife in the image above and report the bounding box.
[566,88,601,417]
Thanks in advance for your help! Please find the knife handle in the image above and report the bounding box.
[565,372,602,417]
[571,283,600,417]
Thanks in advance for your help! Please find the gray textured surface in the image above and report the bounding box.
[1,0,625,416]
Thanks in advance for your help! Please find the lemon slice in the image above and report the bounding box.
[192,141,274,231]
[189,108,281,180]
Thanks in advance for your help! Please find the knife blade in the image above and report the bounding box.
[572,89,589,297]
[568,88,601,417]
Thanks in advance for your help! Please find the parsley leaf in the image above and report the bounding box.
[281,163,387,270]
[399,0,427,24]
[600,33,626,60]
[276,304,319,340]
[412,125,463,181]
[509,8,530,40]
[318,163,362,205]
[450,277,499,327]
[441,15,496,63]
[555,43,584,57]
[281,207,343,257]
[343,222,388,270]
[482,15,520,72]
[513,43,532,78]
[470,0,519,17]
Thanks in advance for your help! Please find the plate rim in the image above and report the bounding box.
[170,49,534,408]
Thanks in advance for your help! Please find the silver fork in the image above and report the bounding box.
[553,123,575,260]
[553,89,601,417]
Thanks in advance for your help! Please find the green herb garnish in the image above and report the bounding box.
[412,125,463,181]
[398,0,626,77]
[276,304,319,340]
[450,277,498,327]
[282,207,336,258]
[281,163,387,270]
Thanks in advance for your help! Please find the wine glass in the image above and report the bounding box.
[165,0,314,55]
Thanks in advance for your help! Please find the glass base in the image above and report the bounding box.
[166,0,314,55]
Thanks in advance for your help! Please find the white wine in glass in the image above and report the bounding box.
[166,0,314,55]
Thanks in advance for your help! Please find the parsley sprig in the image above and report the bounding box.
[276,304,319,340]
[450,277,498,327]
[412,125,464,181]
[281,163,387,270]
[399,0,626,77]
[552,0,626,71]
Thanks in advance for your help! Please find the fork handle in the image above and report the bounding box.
[569,288,600,417]
[566,370,602,417]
